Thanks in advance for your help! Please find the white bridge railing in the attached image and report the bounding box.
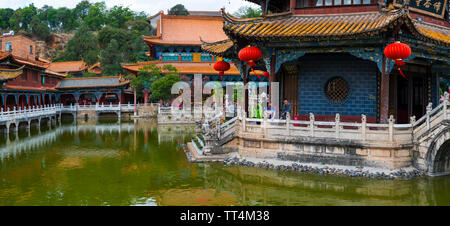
[412,93,450,140]
[61,103,137,112]
[204,94,450,145]
[0,104,62,122]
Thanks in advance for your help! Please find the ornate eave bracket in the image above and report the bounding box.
[348,50,384,73]
[275,48,385,73]
[275,49,306,73]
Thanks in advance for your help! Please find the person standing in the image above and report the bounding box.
[281,99,291,119]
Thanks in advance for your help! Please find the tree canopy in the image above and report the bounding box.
[233,6,262,18]
[0,1,149,34]
[128,64,180,102]
[168,4,189,16]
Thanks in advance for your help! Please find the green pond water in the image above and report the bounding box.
[0,118,449,206]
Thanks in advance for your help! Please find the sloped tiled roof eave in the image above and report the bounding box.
[221,8,450,47]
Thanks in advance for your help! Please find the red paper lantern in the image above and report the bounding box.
[384,41,411,66]
[213,60,230,81]
[238,46,262,67]
[384,41,411,80]
[263,72,269,77]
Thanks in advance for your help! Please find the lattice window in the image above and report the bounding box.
[325,77,349,103]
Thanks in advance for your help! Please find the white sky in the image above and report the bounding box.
[0,0,257,15]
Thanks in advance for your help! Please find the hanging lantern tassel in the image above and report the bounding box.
[250,67,261,79]
[219,71,224,81]
[398,67,407,80]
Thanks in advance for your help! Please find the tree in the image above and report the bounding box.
[30,15,50,40]
[84,2,107,30]
[100,39,123,76]
[150,72,180,102]
[0,8,14,30]
[73,0,91,20]
[233,6,262,18]
[128,36,150,63]
[127,64,178,100]
[98,25,130,49]
[57,7,76,32]
[53,24,99,63]
[106,6,135,29]
[168,4,189,16]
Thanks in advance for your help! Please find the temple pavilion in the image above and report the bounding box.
[201,0,449,124]
[122,10,268,104]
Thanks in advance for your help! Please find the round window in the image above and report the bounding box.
[325,77,349,103]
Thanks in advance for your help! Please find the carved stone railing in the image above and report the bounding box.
[0,104,62,123]
[412,92,450,141]
[239,111,413,144]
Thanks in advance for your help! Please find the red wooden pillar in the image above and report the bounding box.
[269,53,276,102]
[119,91,122,104]
[75,94,79,104]
[97,93,101,104]
[290,0,296,12]
[134,90,137,116]
[144,89,149,105]
[380,54,389,123]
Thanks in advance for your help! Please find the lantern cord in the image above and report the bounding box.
[398,67,407,80]
[250,67,261,79]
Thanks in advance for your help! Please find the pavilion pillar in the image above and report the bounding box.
[118,91,122,104]
[262,0,267,16]
[380,54,390,123]
[244,65,249,117]
[144,89,149,106]
[1,93,5,111]
[290,0,296,12]
[75,94,79,104]
[41,93,45,106]
[269,53,276,101]
[14,94,18,109]
[134,90,137,116]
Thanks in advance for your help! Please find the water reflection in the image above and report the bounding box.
[0,119,449,206]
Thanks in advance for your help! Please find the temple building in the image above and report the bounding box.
[47,60,88,77]
[122,10,268,95]
[201,0,449,124]
[0,34,131,111]
[0,51,66,110]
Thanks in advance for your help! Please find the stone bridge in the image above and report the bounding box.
[0,104,61,134]
[413,97,450,175]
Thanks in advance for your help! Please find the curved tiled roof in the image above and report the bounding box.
[221,9,449,46]
[47,61,88,73]
[122,61,265,76]
[143,11,228,46]
[56,76,129,89]
[201,39,234,57]
[0,65,25,82]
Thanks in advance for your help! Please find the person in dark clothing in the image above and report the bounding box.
[281,99,291,119]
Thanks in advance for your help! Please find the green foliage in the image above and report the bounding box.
[127,64,179,101]
[1,2,152,77]
[100,39,123,76]
[53,24,99,63]
[106,6,135,29]
[233,6,262,18]
[30,15,50,40]
[0,8,15,30]
[84,2,107,30]
[168,4,189,16]
[150,73,180,102]
[98,25,130,49]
